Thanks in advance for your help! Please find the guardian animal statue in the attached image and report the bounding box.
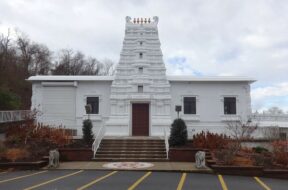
[195,151,206,168]
[48,149,60,168]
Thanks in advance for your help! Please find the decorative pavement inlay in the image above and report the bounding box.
[102,162,154,169]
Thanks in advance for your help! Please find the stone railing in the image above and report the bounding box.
[0,110,31,123]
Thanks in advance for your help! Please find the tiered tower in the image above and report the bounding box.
[105,16,171,136]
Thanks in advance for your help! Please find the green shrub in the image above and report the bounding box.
[82,119,94,145]
[169,118,188,147]
[0,89,21,110]
[252,146,269,154]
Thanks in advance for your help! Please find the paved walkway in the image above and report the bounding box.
[45,161,213,173]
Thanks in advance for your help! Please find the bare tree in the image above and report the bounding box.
[53,49,86,75]
[98,59,115,76]
[16,32,52,76]
[226,119,258,141]
[52,49,115,75]
[82,58,101,75]
[225,118,258,154]
[29,44,52,75]
[0,30,17,79]
[0,28,115,110]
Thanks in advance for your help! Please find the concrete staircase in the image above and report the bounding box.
[92,137,167,161]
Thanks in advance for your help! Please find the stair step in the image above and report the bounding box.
[95,154,166,158]
[97,151,166,154]
[94,138,168,162]
[102,139,164,142]
[92,157,168,162]
[102,141,164,143]
[98,148,166,151]
[100,143,165,147]
[101,144,164,147]
[99,146,165,150]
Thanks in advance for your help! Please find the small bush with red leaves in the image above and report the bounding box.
[271,140,288,166]
[6,122,72,147]
[192,131,230,150]
[5,148,29,162]
[4,122,72,160]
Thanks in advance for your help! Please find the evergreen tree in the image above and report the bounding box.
[169,118,188,147]
[82,119,94,145]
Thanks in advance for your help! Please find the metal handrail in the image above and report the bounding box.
[92,124,106,158]
[164,128,169,159]
[0,110,31,123]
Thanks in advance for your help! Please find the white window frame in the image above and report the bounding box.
[183,96,197,115]
[83,95,102,115]
[220,95,238,115]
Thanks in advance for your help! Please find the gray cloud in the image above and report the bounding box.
[1,0,288,111]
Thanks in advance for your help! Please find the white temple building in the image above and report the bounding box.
[28,16,256,138]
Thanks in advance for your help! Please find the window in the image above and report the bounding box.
[86,97,99,114]
[184,97,196,114]
[139,53,143,59]
[138,85,143,93]
[139,67,143,73]
[140,41,143,46]
[224,97,236,115]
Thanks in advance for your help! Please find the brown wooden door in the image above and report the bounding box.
[132,103,149,136]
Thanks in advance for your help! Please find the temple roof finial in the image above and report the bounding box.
[127,17,158,25]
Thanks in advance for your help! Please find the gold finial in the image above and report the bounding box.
[148,18,151,23]
[141,18,143,24]
[137,18,140,24]
[133,18,136,23]
[144,18,147,23]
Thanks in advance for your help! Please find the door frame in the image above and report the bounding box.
[129,101,151,136]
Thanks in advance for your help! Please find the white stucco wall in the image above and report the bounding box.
[31,80,112,137]
[170,81,252,137]
[75,81,112,136]
[30,78,253,138]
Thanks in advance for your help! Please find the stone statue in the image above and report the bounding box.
[126,16,131,23]
[153,16,159,24]
[195,151,206,168]
[48,149,60,168]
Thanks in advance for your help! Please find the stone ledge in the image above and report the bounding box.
[0,160,48,170]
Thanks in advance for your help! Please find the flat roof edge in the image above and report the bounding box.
[27,75,115,81]
[27,75,257,83]
[167,76,256,82]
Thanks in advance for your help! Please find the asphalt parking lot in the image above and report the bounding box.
[0,170,287,190]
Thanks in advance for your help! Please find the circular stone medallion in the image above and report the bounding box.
[102,162,154,169]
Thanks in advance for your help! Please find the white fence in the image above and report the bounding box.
[0,110,31,123]
[251,114,288,122]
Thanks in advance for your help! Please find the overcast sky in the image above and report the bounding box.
[1,0,288,112]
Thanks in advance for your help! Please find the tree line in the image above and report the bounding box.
[0,29,115,110]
